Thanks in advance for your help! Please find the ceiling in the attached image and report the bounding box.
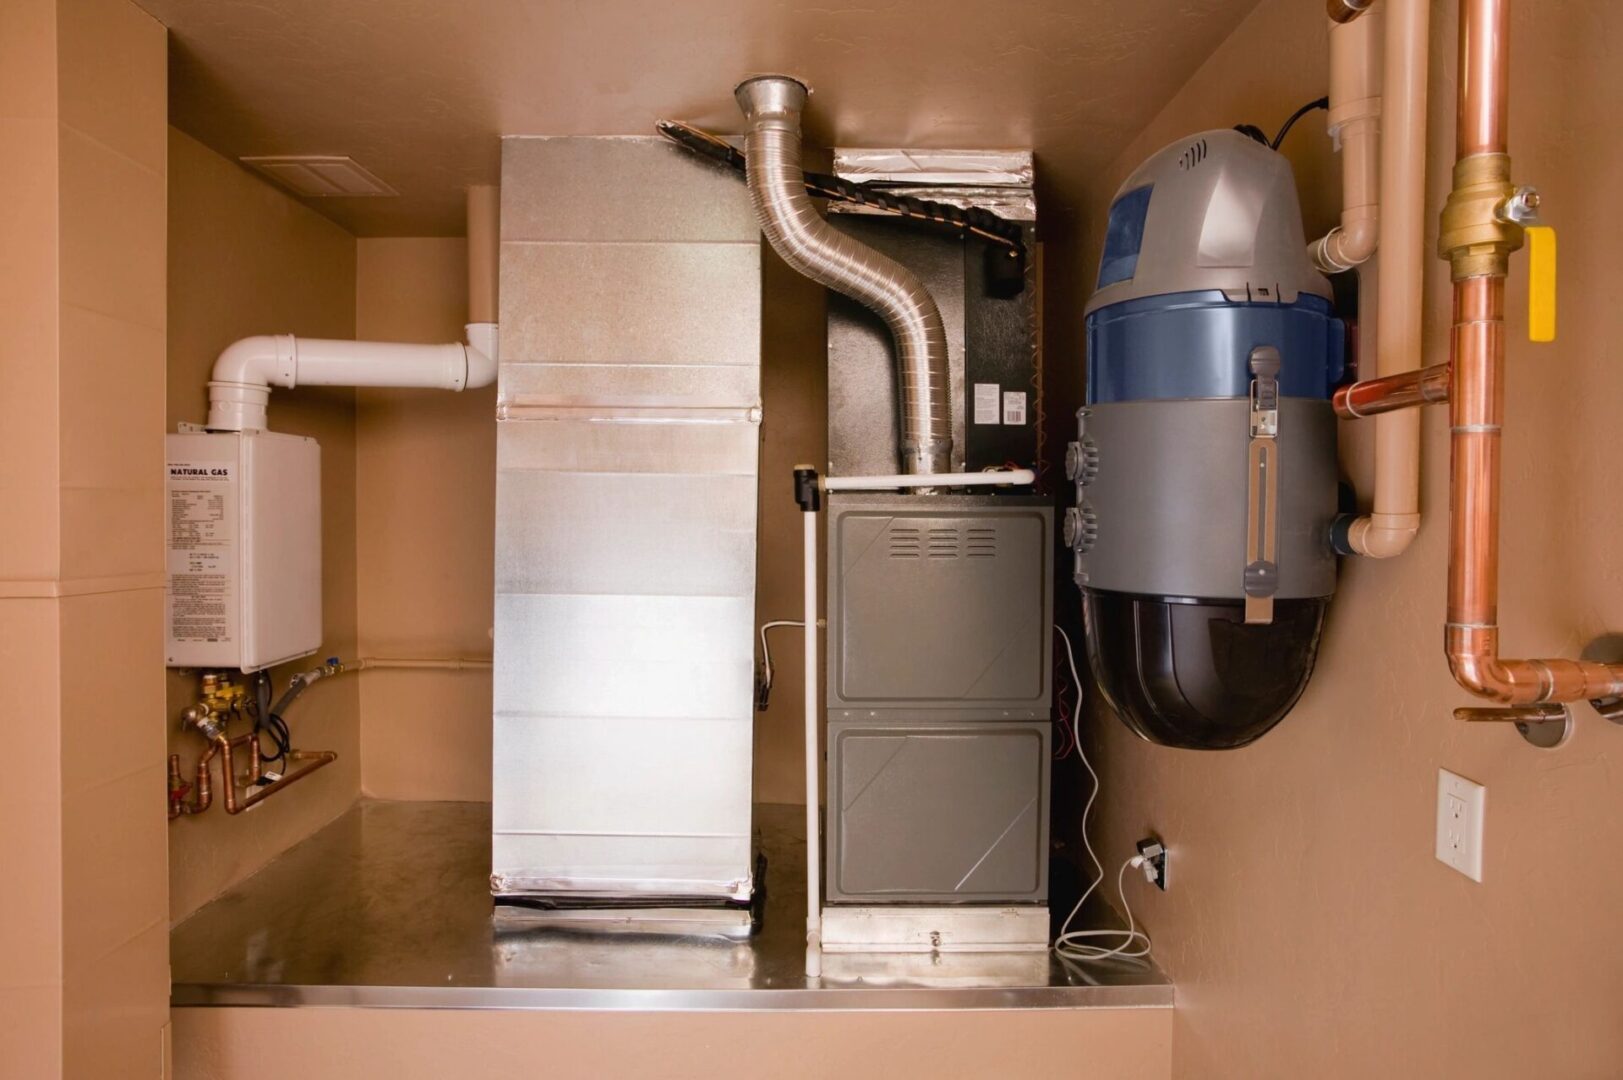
[137,0,1261,237]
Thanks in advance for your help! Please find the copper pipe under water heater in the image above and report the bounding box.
[1440,0,1623,705]
[169,708,337,819]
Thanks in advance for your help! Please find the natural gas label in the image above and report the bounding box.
[167,462,234,644]
[1002,391,1028,426]
[973,382,1001,425]
[167,464,234,482]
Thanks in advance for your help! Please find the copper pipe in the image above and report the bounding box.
[1456,0,1509,159]
[1333,362,1450,418]
[167,742,217,819]
[1328,0,1374,24]
[1442,0,1623,706]
[217,733,336,815]
[1455,704,1567,724]
[168,754,184,819]
[169,722,335,819]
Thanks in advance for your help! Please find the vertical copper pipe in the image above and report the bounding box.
[1456,0,1509,158]
[1442,0,1623,705]
[168,743,217,817]
[168,755,184,819]
[1448,275,1503,632]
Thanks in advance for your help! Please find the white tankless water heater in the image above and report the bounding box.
[164,428,322,673]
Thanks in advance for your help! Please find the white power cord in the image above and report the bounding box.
[1052,624,1153,964]
[757,620,804,701]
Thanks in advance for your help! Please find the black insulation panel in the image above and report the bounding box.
[826,215,1040,477]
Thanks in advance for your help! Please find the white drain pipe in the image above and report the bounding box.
[206,187,501,433]
[802,497,822,978]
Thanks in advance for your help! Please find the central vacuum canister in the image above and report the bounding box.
[1068,129,1344,749]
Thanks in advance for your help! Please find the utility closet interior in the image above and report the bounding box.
[4,1,1623,1077]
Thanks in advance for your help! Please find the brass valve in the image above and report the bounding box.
[1438,153,1528,280]
[199,672,249,714]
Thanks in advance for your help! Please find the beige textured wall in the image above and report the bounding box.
[354,237,496,800]
[752,250,829,804]
[1076,2,1623,1077]
[0,1,170,1076]
[174,1004,1171,1080]
[166,128,361,921]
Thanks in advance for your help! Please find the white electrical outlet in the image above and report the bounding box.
[1435,768,1486,882]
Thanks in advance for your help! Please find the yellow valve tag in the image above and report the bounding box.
[1527,225,1556,343]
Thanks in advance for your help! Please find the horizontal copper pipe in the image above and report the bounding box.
[1333,363,1450,418]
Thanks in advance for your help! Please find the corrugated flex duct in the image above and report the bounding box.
[734,75,953,474]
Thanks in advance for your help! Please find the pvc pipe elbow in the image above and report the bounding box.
[464,323,499,388]
[1310,210,1380,274]
[1341,512,1420,558]
[211,334,298,388]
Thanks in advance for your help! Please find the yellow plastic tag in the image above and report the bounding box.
[1527,225,1556,342]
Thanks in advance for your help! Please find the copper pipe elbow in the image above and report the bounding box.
[1445,637,1522,704]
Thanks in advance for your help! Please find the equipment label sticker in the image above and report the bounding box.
[973,382,1001,425]
[1002,391,1028,426]
[167,461,234,644]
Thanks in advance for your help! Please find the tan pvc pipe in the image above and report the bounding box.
[1341,0,1429,559]
[354,656,493,671]
[1310,7,1383,274]
[467,185,500,324]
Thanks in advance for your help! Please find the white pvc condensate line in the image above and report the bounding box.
[821,469,1036,492]
[803,507,822,978]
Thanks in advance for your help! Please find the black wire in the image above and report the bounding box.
[655,119,1029,255]
[1233,123,1270,146]
[1270,96,1330,150]
[252,671,290,772]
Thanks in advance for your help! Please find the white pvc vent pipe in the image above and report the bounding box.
[206,326,497,432]
[206,186,501,433]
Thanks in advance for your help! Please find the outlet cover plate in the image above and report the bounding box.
[1436,768,1486,882]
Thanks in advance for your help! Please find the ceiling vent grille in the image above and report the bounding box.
[239,155,397,197]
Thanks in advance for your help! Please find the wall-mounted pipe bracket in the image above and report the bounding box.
[1454,704,1572,749]
[1581,635,1623,726]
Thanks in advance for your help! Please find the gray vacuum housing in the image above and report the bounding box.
[1073,130,1345,750]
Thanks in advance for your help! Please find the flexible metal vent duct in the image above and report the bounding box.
[734,75,952,474]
